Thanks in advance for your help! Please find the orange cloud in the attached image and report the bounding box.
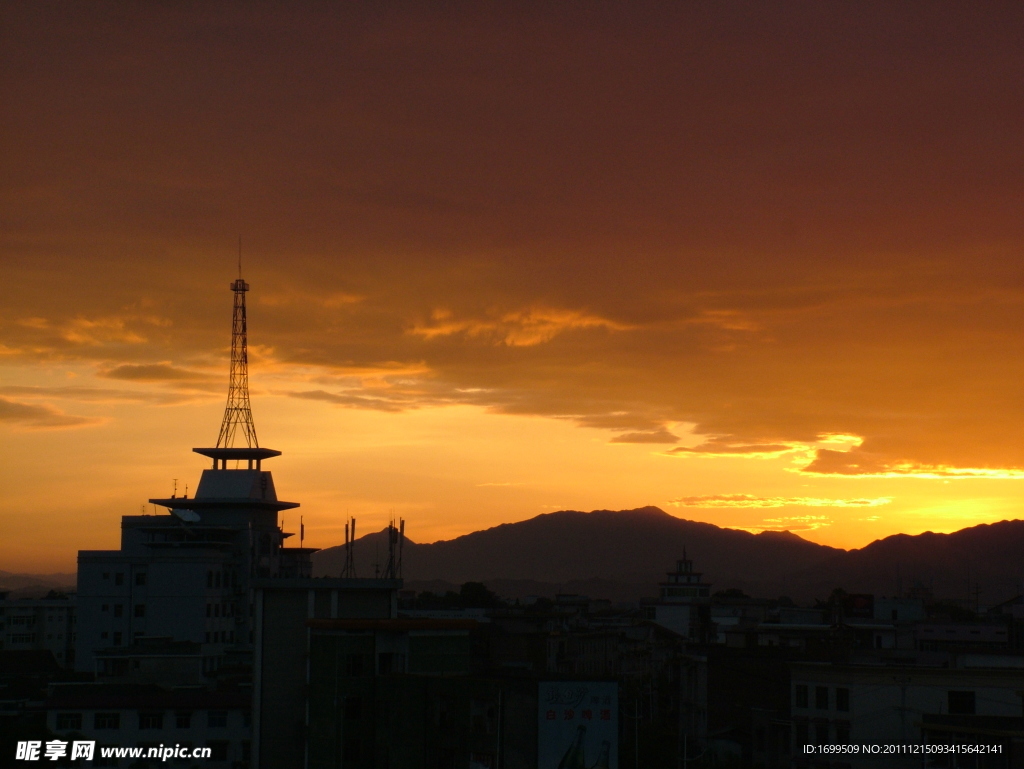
[409,307,633,346]
[0,396,100,429]
[669,494,891,508]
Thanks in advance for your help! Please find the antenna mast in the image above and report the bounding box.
[216,243,258,449]
[342,516,357,578]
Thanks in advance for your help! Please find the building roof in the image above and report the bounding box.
[307,619,478,631]
[45,683,249,710]
[193,447,281,462]
[0,650,61,677]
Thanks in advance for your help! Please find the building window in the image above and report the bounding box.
[115,573,124,586]
[94,712,120,729]
[176,711,192,728]
[207,570,213,588]
[835,722,850,743]
[794,685,808,708]
[102,604,109,612]
[134,604,146,618]
[836,687,849,712]
[815,686,829,710]
[138,712,164,729]
[378,652,405,674]
[208,710,227,728]
[948,691,976,715]
[113,604,123,618]
[103,573,110,580]
[346,654,367,677]
[344,737,360,761]
[135,572,147,586]
[113,632,122,646]
[794,722,808,746]
[814,723,829,745]
[206,604,211,618]
[207,741,228,762]
[345,696,362,721]
[56,713,82,730]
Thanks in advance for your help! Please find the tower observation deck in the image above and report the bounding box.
[76,268,316,674]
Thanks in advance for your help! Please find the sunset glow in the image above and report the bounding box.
[3,4,1024,572]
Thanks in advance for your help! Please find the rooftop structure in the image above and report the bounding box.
[76,270,315,674]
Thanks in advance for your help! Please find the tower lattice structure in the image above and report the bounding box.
[216,276,259,449]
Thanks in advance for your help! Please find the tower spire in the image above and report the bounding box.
[216,262,259,449]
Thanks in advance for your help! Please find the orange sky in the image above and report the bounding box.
[3,3,1024,572]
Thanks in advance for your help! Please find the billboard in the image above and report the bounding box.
[843,593,874,619]
[538,681,617,769]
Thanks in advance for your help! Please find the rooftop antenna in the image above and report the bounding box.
[382,514,406,580]
[342,516,357,578]
[383,515,393,579]
[216,240,258,450]
[300,515,305,549]
[398,518,405,579]
[172,479,178,498]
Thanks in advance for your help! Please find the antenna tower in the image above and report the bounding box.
[382,516,405,580]
[216,242,258,449]
[342,516,357,578]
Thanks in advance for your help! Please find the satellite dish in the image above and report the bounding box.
[171,508,201,523]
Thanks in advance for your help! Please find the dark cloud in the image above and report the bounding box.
[609,428,679,444]
[286,389,409,413]
[666,439,796,457]
[0,385,203,406]
[669,494,891,509]
[0,396,98,429]
[102,363,216,384]
[2,3,1024,475]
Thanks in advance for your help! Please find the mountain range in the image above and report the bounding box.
[312,506,1024,604]
[0,570,77,597]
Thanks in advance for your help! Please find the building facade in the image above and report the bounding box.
[0,591,76,668]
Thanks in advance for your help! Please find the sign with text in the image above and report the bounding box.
[538,681,617,769]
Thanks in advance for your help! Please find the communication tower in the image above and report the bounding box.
[216,255,258,450]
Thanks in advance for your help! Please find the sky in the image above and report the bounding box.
[3,2,1024,572]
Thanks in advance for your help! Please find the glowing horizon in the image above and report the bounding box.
[3,4,1024,572]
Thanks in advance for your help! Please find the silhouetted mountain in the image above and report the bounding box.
[313,507,1024,603]
[0,570,77,597]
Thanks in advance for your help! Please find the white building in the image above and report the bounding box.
[0,591,76,667]
[46,682,250,767]
[75,276,315,675]
[642,551,712,641]
[791,658,1024,767]
[75,448,315,675]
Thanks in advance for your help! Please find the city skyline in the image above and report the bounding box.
[4,4,1024,571]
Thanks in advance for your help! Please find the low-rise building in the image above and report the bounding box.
[790,657,1024,767]
[0,591,76,668]
[45,683,250,767]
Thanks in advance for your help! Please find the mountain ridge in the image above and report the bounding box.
[314,506,1024,602]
